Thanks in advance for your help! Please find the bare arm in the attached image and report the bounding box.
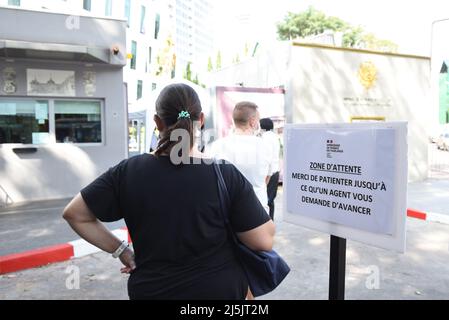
[63,193,135,273]
[237,220,275,252]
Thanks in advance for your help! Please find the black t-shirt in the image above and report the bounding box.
[80,154,270,299]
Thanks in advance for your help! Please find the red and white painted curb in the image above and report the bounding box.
[1,210,449,276]
[407,209,449,224]
[0,227,131,275]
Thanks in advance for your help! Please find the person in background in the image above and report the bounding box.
[149,127,159,152]
[260,118,281,220]
[62,83,274,300]
[209,102,271,214]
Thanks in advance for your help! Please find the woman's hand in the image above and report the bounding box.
[119,247,136,274]
[63,194,136,274]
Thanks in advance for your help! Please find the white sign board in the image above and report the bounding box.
[283,122,408,252]
[35,103,48,120]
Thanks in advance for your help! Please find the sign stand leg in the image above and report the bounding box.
[329,235,346,300]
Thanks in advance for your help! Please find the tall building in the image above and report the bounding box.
[172,0,215,82]
[77,0,171,114]
[0,0,167,113]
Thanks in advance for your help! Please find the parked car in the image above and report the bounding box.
[430,124,449,143]
[436,132,449,151]
[429,134,439,144]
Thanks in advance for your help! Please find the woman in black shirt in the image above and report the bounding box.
[63,83,275,300]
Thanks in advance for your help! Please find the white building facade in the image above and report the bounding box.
[1,0,215,112]
[172,0,215,81]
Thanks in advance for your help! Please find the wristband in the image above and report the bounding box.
[112,241,129,258]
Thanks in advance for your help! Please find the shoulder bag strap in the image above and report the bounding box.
[212,160,240,245]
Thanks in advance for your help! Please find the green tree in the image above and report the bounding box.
[207,56,213,72]
[193,74,199,85]
[361,33,398,52]
[276,7,397,52]
[277,7,348,40]
[155,35,176,77]
[342,26,364,48]
[183,62,192,81]
[244,42,249,57]
[216,51,222,70]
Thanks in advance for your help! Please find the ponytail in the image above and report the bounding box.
[153,83,202,163]
[155,114,194,158]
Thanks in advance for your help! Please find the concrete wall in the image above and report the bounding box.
[0,7,127,205]
[211,43,290,88]
[286,44,430,182]
[212,43,431,182]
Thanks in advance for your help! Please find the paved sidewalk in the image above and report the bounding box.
[1,217,449,300]
[407,179,449,215]
[1,176,449,299]
[1,174,449,258]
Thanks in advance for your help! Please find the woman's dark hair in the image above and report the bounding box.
[154,83,202,158]
[260,118,274,131]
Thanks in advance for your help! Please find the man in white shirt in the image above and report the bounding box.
[260,118,281,220]
[209,101,271,214]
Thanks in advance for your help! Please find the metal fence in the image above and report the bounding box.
[428,142,449,179]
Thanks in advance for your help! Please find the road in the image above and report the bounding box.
[1,216,449,300]
[0,198,125,256]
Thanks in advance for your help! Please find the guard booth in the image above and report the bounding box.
[0,6,128,206]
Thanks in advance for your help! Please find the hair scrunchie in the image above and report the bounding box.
[178,110,191,120]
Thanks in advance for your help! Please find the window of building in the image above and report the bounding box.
[105,0,113,16]
[0,99,49,144]
[130,41,137,70]
[140,5,146,34]
[55,100,102,144]
[125,0,131,27]
[8,0,20,6]
[83,0,91,11]
[154,13,161,39]
[152,83,157,91]
[0,98,103,145]
[148,47,152,64]
[137,80,143,100]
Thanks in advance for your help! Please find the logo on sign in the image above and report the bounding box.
[326,139,344,159]
[358,61,377,90]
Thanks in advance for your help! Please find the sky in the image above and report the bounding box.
[214,0,449,61]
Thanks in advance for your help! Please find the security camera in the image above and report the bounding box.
[112,46,120,55]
